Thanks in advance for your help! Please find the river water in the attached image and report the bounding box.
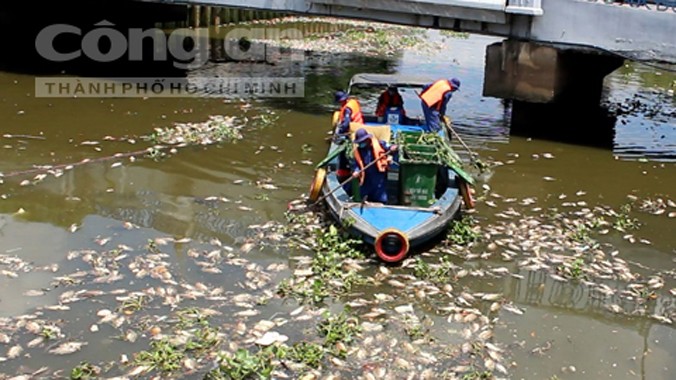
[0,16,674,379]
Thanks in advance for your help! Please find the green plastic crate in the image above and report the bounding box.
[399,144,438,207]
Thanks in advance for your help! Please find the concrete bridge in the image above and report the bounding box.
[132,0,673,125]
[137,0,676,64]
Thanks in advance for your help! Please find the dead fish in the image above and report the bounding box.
[234,309,260,317]
[502,303,524,315]
[387,279,407,288]
[27,337,44,348]
[240,242,255,254]
[481,293,502,301]
[7,345,23,359]
[23,289,45,297]
[127,366,152,376]
[650,315,672,325]
[254,331,288,346]
[606,304,623,314]
[49,341,87,355]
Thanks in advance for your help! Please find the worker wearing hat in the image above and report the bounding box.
[334,90,365,193]
[334,90,364,135]
[351,128,397,204]
[419,78,460,132]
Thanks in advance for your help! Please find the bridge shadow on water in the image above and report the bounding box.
[509,100,617,149]
[0,0,187,77]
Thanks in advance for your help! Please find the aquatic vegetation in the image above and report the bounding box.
[612,203,640,231]
[133,339,185,373]
[251,113,279,129]
[557,257,586,280]
[118,295,146,315]
[317,310,361,357]
[176,307,211,329]
[70,361,100,380]
[413,256,455,284]
[285,341,325,368]
[247,16,438,57]
[570,223,592,244]
[146,115,242,146]
[206,348,275,380]
[276,223,367,304]
[460,369,493,380]
[402,314,428,341]
[447,216,481,245]
[254,193,270,201]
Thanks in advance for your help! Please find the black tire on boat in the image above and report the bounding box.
[375,228,410,263]
[309,168,327,202]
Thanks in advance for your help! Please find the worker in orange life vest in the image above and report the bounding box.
[335,90,364,135]
[375,86,405,120]
[334,90,364,192]
[351,128,397,203]
[419,78,460,132]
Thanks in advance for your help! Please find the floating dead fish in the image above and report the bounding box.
[23,289,45,297]
[387,280,407,288]
[650,315,672,325]
[127,365,152,377]
[395,304,414,314]
[254,331,288,346]
[234,309,260,317]
[480,293,502,301]
[27,337,44,348]
[293,268,313,277]
[606,304,623,314]
[502,303,524,315]
[7,345,23,359]
[240,242,255,254]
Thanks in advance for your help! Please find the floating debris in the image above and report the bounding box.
[146,115,242,146]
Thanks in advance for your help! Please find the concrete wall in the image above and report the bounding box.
[532,0,676,62]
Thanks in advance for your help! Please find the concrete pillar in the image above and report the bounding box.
[201,6,210,26]
[191,6,200,28]
[483,40,624,146]
[483,40,623,104]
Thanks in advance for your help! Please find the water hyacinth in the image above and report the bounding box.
[239,16,442,57]
[147,116,242,146]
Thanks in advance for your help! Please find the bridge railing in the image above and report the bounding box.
[506,0,544,14]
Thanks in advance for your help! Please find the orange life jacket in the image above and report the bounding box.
[353,136,388,185]
[339,98,364,124]
[420,80,454,110]
[376,91,404,117]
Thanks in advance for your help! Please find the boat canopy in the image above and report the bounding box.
[348,73,435,90]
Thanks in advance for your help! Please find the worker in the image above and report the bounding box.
[375,85,405,121]
[334,90,364,194]
[419,78,460,132]
[351,128,397,204]
[334,90,364,135]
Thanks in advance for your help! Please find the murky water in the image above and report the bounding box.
[0,13,674,379]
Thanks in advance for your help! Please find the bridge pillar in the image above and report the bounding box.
[483,40,624,146]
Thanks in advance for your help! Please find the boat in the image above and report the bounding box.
[309,73,475,263]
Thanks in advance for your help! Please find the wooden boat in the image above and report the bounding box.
[309,73,474,263]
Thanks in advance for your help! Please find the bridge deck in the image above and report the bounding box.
[136,0,675,63]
